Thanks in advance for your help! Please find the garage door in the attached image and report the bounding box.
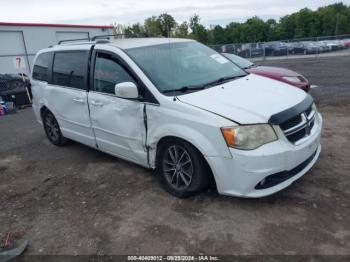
[56,32,90,43]
[0,31,26,56]
[0,31,30,74]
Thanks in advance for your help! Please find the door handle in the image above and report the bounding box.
[73,97,85,104]
[90,100,104,107]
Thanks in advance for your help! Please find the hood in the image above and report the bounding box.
[177,74,307,124]
[247,66,300,77]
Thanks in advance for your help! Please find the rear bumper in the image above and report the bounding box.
[206,112,322,198]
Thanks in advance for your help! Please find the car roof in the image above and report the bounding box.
[39,37,194,54]
[107,37,194,49]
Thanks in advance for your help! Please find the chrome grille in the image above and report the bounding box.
[280,105,316,144]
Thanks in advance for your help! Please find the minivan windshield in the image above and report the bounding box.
[125,41,247,94]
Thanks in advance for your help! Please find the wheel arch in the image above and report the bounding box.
[154,135,217,189]
[40,105,51,120]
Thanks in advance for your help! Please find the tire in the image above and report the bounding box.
[42,110,68,146]
[156,138,210,198]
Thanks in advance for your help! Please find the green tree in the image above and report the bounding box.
[124,23,145,35]
[157,13,177,37]
[337,14,349,35]
[212,25,226,44]
[175,22,189,38]
[114,3,350,44]
[225,22,243,43]
[266,19,278,41]
[144,16,162,36]
[242,16,269,42]
[189,14,209,43]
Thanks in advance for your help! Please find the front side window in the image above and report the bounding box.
[52,51,88,89]
[93,53,135,95]
[125,41,246,94]
[33,52,50,81]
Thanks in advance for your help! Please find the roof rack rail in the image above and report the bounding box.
[91,33,150,41]
[57,38,91,45]
[56,33,152,45]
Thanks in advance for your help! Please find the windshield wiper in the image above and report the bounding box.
[162,74,246,94]
[162,85,205,94]
[201,74,246,88]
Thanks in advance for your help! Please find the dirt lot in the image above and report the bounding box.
[0,56,349,257]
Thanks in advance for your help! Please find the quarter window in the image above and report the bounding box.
[52,51,88,89]
[93,53,135,95]
[32,52,50,81]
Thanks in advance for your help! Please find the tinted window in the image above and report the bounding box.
[33,52,50,81]
[52,51,88,89]
[93,53,135,94]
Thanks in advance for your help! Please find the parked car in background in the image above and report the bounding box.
[302,41,319,54]
[237,43,263,58]
[263,41,288,56]
[344,39,350,48]
[0,73,31,106]
[334,39,346,49]
[323,40,340,51]
[288,42,319,55]
[287,42,306,55]
[318,41,331,52]
[219,44,236,54]
[222,53,310,92]
[316,41,331,53]
[31,38,322,198]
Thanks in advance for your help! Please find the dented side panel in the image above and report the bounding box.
[145,99,235,168]
[88,91,148,167]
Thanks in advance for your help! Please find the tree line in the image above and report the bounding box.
[113,3,350,44]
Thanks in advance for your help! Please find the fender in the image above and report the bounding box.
[146,122,233,168]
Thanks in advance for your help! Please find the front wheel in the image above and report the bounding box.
[43,110,68,146]
[156,139,210,198]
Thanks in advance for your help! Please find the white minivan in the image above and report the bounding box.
[31,37,322,198]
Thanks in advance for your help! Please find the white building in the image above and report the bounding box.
[0,22,113,75]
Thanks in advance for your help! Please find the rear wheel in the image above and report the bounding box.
[42,110,68,146]
[156,139,210,198]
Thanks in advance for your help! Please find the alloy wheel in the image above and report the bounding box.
[162,145,194,190]
[45,114,60,142]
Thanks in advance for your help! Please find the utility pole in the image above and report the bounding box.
[334,13,339,37]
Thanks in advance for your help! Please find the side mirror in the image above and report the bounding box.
[114,82,139,99]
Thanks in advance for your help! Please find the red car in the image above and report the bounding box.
[344,39,350,48]
[222,53,310,92]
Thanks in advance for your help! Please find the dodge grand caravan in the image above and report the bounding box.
[31,38,322,198]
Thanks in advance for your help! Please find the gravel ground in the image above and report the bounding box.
[0,56,349,258]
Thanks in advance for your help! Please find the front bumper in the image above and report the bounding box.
[206,112,322,198]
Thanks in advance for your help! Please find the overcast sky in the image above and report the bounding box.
[1,0,348,26]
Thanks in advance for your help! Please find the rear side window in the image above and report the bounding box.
[32,52,50,81]
[52,51,88,89]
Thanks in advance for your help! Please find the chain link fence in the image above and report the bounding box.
[212,34,350,60]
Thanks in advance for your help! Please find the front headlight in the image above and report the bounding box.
[221,124,277,150]
[282,76,302,83]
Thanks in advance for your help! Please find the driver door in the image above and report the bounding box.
[88,50,147,166]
